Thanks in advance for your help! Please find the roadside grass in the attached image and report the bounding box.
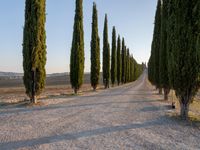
[167,111,200,127]
[0,84,106,108]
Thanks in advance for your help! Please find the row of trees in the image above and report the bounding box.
[102,13,142,89]
[148,0,200,120]
[22,0,143,103]
[67,0,143,92]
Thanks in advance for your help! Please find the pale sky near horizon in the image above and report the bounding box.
[0,0,157,74]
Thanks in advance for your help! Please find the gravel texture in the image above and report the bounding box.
[0,72,200,150]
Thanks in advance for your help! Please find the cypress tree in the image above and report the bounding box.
[148,56,153,84]
[130,55,132,82]
[148,39,156,85]
[134,60,138,80]
[130,56,133,82]
[121,39,126,84]
[128,49,131,82]
[117,35,121,85]
[136,63,143,79]
[126,49,130,83]
[133,58,137,81]
[70,0,85,94]
[167,0,176,88]
[159,0,170,100]
[90,2,100,91]
[111,26,117,86]
[124,46,127,83]
[124,47,127,83]
[168,0,200,119]
[103,14,110,89]
[22,0,47,104]
[130,56,135,82]
[152,0,162,94]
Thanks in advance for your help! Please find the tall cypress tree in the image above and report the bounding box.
[103,14,110,89]
[129,53,132,82]
[126,49,130,82]
[130,55,134,82]
[153,0,162,94]
[70,0,85,94]
[159,0,170,100]
[133,59,137,81]
[117,35,121,85]
[124,46,127,83]
[128,51,131,82]
[167,0,176,89]
[121,38,125,84]
[130,56,133,82]
[168,0,200,119]
[22,0,47,104]
[148,39,156,85]
[111,26,117,86]
[90,2,100,91]
[134,58,139,81]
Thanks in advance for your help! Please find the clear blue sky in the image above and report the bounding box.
[0,0,157,73]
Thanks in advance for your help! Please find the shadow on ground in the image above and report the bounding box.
[0,116,169,149]
[0,99,163,116]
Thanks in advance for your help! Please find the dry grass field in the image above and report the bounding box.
[0,74,104,104]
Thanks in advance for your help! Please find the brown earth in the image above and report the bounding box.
[0,74,103,104]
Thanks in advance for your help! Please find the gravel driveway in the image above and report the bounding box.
[0,72,200,150]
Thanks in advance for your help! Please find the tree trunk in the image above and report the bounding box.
[180,101,189,120]
[74,88,78,94]
[31,70,36,103]
[159,88,162,95]
[164,88,170,100]
[93,86,97,91]
[32,96,37,104]
[164,91,168,100]
[104,81,109,89]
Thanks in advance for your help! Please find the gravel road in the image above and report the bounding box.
[0,71,200,150]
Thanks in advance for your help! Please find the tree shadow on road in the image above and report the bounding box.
[0,116,169,150]
[140,105,173,112]
[0,99,163,116]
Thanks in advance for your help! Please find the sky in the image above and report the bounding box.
[0,0,157,74]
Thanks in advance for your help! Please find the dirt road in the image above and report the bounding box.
[0,71,200,150]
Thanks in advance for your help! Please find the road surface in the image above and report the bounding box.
[0,71,200,150]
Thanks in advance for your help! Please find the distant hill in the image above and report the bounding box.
[0,72,23,77]
[0,72,23,80]
[0,71,91,78]
[46,72,69,77]
[0,71,69,78]
[0,71,102,88]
